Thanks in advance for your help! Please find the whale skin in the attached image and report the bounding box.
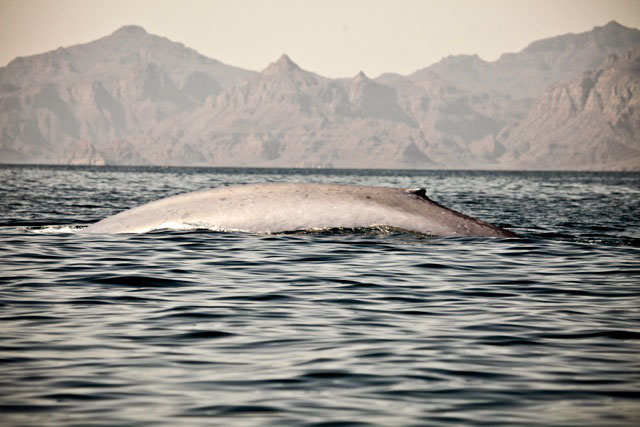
[83,183,518,237]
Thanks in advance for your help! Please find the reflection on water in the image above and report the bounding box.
[0,166,639,426]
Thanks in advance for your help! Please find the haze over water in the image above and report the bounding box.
[1,165,639,425]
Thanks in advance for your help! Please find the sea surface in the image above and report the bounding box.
[1,165,639,426]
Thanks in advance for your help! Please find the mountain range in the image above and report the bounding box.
[1,21,639,170]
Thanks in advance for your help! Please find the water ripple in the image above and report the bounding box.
[1,166,639,426]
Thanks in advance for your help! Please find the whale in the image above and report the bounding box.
[83,183,518,237]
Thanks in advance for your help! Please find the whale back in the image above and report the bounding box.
[84,183,517,237]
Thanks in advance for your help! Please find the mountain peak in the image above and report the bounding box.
[112,25,148,37]
[277,54,294,65]
[274,54,299,70]
[602,20,623,29]
[351,71,372,85]
[594,20,639,40]
[262,54,302,75]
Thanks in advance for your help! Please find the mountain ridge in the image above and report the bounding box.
[1,22,639,170]
[409,20,640,99]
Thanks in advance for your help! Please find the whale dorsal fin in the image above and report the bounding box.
[406,188,431,201]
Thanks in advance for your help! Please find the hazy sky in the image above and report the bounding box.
[1,0,639,77]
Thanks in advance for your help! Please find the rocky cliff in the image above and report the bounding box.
[496,46,640,170]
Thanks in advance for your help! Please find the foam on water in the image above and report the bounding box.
[24,225,87,234]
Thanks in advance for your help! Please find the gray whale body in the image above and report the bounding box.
[84,183,517,237]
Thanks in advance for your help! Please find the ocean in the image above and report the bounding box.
[1,165,639,426]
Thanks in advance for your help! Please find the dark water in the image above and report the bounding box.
[1,165,639,426]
